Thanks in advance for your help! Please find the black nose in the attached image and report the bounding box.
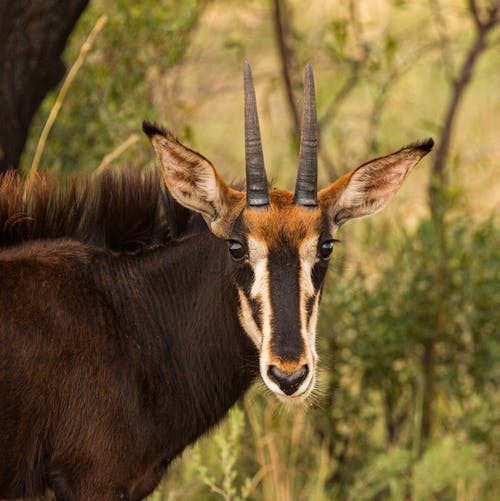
[267,364,309,396]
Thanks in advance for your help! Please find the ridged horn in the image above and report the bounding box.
[244,61,270,208]
[294,63,318,207]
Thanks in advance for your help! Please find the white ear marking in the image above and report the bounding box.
[147,131,243,238]
[328,144,432,224]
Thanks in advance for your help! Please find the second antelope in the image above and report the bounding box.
[0,62,433,500]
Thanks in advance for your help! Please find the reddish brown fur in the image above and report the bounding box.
[277,358,310,375]
[243,190,324,248]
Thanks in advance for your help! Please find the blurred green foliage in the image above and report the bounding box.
[22,0,499,499]
[317,213,499,499]
[22,0,205,174]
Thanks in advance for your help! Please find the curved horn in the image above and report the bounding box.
[294,63,318,207]
[244,61,270,208]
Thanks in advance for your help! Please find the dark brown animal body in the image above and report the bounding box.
[0,183,258,499]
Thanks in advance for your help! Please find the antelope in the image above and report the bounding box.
[0,62,433,500]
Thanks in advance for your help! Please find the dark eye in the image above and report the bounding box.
[228,240,247,262]
[319,240,336,260]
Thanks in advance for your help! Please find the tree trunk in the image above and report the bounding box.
[0,0,89,172]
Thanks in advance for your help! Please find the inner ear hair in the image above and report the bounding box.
[143,121,244,237]
[319,138,434,225]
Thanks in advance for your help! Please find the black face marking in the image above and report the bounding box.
[311,261,327,293]
[233,257,263,331]
[305,293,317,322]
[310,213,333,294]
[249,297,263,332]
[268,241,304,362]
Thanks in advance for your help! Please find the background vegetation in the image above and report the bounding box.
[20,0,499,499]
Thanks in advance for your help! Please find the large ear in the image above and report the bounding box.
[318,139,434,225]
[143,121,244,238]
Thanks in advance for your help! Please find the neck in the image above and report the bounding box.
[96,232,259,459]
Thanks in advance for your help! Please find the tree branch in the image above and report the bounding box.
[364,41,437,158]
[272,0,300,140]
[468,0,482,27]
[29,14,107,180]
[318,62,360,130]
[429,0,499,215]
[468,0,499,29]
[429,0,455,83]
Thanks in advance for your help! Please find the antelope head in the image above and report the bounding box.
[144,62,433,403]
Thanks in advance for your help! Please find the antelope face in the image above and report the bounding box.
[229,197,329,401]
[145,62,433,403]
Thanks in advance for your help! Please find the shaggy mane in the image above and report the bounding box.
[0,169,203,253]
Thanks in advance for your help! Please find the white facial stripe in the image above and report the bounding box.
[299,236,318,297]
[247,237,276,382]
[307,292,320,362]
[250,254,268,299]
[237,287,262,348]
[236,237,272,355]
